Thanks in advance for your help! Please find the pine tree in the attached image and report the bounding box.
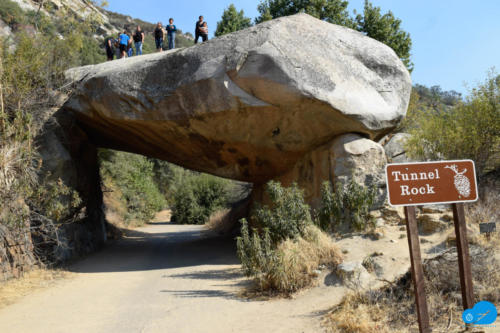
[215,4,252,37]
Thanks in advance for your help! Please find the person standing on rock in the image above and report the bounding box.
[154,22,165,52]
[194,16,208,44]
[105,36,115,61]
[199,22,208,42]
[133,25,145,56]
[166,18,177,50]
[118,30,130,58]
[127,31,134,57]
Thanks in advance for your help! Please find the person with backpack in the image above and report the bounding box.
[166,18,177,50]
[194,16,208,44]
[118,30,130,58]
[133,25,145,56]
[154,22,164,52]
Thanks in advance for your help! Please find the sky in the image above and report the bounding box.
[106,0,500,95]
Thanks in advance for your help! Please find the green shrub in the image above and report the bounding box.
[99,150,166,223]
[0,0,24,28]
[405,71,500,175]
[252,181,312,243]
[236,181,342,294]
[171,174,229,224]
[318,179,376,232]
[237,219,342,294]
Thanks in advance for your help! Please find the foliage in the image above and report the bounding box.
[99,150,166,223]
[171,174,229,225]
[0,11,104,127]
[237,220,341,293]
[255,0,413,71]
[354,0,413,72]
[236,181,342,294]
[0,0,24,28]
[405,70,500,175]
[30,176,82,222]
[413,84,462,107]
[252,181,312,243]
[318,179,376,232]
[256,0,354,26]
[215,4,252,37]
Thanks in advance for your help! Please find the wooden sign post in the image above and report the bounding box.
[386,160,478,333]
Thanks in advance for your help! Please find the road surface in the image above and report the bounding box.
[0,221,344,333]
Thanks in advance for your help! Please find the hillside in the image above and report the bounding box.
[0,0,193,53]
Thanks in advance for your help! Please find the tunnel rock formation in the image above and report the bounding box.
[63,13,411,206]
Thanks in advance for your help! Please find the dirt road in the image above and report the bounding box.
[0,221,345,333]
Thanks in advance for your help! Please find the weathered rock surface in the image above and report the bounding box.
[383,133,413,163]
[0,221,35,281]
[64,13,411,184]
[273,133,387,208]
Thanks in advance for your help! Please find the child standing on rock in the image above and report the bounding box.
[166,18,177,50]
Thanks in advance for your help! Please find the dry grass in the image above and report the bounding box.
[327,185,500,332]
[326,234,500,332]
[465,185,499,226]
[275,225,343,292]
[0,268,71,309]
[205,199,250,236]
[243,224,343,297]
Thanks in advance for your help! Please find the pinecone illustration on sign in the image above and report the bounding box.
[445,164,471,197]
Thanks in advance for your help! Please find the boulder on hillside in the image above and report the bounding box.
[64,13,411,184]
[383,133,413,163]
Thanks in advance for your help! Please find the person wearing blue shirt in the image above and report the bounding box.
[118,30,130,58]
[166,18,177,50]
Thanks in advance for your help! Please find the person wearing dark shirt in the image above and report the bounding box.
[105,37,115,61]
[194,16,208,44]
[154,22,164,52]
[166,18,177,50]
[133,25,145,56]
[199,22,208,42]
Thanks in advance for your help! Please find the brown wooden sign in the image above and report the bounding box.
[386,160,478,206]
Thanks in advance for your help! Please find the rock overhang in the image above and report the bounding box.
[63,13,411,183]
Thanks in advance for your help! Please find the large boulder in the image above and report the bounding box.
[64,13,411,184]
[272,133,387,209]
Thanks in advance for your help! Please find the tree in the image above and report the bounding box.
[405,70,500,175]
[215,4,252,37]
[355,0,413,72]
[255,0,413,72]
[255,0,354,27]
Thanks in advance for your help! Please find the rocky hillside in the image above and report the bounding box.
[1,0,192,47]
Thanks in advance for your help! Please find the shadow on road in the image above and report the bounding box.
[69,224,239,274]
[159,289,238,300]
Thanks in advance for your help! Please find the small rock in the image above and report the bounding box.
[375,218,385,227]
[417,214,448,234]
[390,239,397,243]
[399,234,406,239]
[337,261,371,288]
